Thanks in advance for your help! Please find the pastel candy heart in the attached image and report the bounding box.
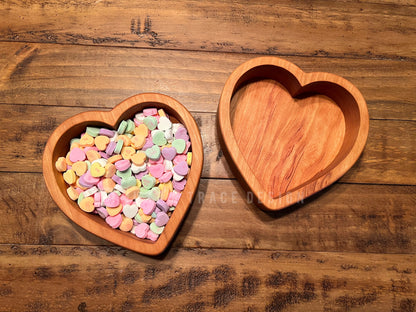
[156,199,169,213]
[141,199,156,215]
[174,161,189,176]
[135,223,150,239]
[173,154,187,165]
[141,175,156,190]
[104,192,120,208]
[148,187,161,201]
[135,168,148,180]
[159,171,173,183]
[116,168,132,179]
[148,164,164,178]
[82,170,101,186]
[69,147,86,163]
[145,145,161,160]
[173,179,187,192]
[155,211,169,227]
[106,214,122,229]
[90,162,106,177]
[164,128,173,141]
[172,139,186,154]
[143,116,157,130]
[115,159,131,171]
[157,116,172,131]
[143,108,157,116]
[162,147,177,161]
[123,203,138,219]
[121,176,137,189]
[152,130,167,146]
[140,187,150,198]
[150,222,164,235]
[142,138,154,151]
[175,127,189,141]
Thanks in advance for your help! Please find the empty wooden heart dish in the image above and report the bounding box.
[218,57,369,211]
[43,93,203,255]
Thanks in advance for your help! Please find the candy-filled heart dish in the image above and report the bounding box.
[218,57,369,211]
[43,93,203,256]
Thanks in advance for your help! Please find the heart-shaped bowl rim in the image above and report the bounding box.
[218,56,369,211]
[43,93,203,255]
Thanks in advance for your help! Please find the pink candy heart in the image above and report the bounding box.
[115,159,131,171]
[69,147,86,163]
[141,199,156,215]
[148,164,164,178]
[104,192,120,208]
[159,171,173,183]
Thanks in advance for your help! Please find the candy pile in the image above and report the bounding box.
[55,108,192,241]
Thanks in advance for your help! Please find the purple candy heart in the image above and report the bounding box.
[155,211,169,227]
[135,169,149,180]
[100,128,115,137]
[162,147,177,161]
[173,178,187,191]
[173,161,189,176]
[156,199,169,213]
[105,141,116,155]
[142,138,153,151]
[175,127,189,141]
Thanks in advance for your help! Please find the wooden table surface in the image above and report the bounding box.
[1,1,415,311]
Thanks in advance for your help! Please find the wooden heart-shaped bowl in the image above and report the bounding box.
[218,57,369,211]
[43,93,203,255]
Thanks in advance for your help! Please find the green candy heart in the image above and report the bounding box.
[86,127,100,137]
[148,187,161,201]
[117,120,128,134]
[145,145,161,160]
[121,176,137,189]
[150,222,165,235]
[116,168,132,179]
[140,187,150,198]
[172,139,186,154]
[143,116,157,130]
[141,175,156,190]
[125,119,136,134]
[152,130,167,146]
[134,213,144,223]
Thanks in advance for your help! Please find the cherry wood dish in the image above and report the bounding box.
[43,93,203,255]
[218,57,369,211]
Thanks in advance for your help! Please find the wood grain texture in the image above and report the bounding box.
[42,93,203,255]
[0,42,415,120]
[219,56,369,210]
[1,245,415,312]
[0,104,414,185]
[1,173,415,254]
[1,0,415,60]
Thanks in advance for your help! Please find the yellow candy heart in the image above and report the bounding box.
[90,162,105,177]
[94,135,110,151]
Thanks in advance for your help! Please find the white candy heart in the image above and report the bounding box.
[164,128,173,141]
[135,112,145,122]
[123,203,138,218]
[157,116,172,131]
[172,123,184,134]
[92,158,107,167]
[131,163,147,174]
[173,171,184,181]
[163,160,173,171]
